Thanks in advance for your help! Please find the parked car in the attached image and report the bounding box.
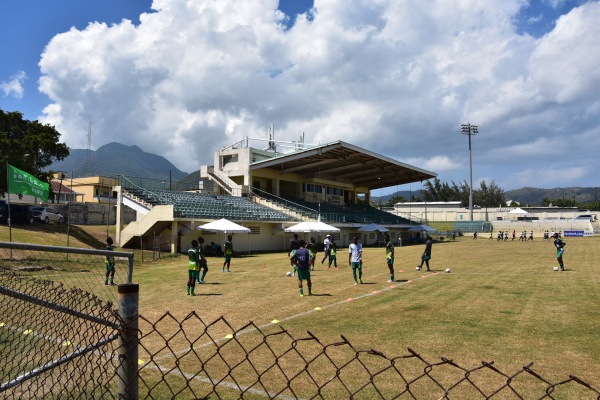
[30,206,64,223]
[0,201,34,224]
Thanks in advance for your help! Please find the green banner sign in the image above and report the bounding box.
[7,164,49,202]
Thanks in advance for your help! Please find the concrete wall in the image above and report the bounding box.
[48,203,136,225]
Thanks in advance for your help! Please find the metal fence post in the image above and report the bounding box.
[118,284,139,400]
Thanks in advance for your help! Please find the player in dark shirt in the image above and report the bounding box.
[553,233,566,271]
[293,240,312,297]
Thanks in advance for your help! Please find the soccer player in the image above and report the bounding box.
[197,237,208,283]
[418,235,433,272]
[187,240,200,296]
[104,237,116,286]
[306,237,317,271]
[222,235,233,272]
[328,238,338,269]
[349,236,363,284]
[289,234,300,274]
[384,233,395,282]
[553,233,566,271]
[292,240,312,297]
[321,234,332,264]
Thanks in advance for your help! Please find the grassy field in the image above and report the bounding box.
[2,224,600,396]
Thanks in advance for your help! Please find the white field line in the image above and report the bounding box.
[139,362,299,400]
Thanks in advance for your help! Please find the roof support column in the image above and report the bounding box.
[171,221,178,253]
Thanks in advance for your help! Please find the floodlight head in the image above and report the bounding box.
[461,123,478,136]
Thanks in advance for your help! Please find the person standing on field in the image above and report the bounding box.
[187,240,200,296]
[349,236,363,284]
[104,237,116,286]
[222,235,233,272]
[418,235,433,272]
[553,232,566,271]
[328,237,338,269]
[385,233,395,282]
[289,234,300,275]
[197,237,208,284]
[306,237,317,271]
[292,240,312,297]
[321,234,332,264]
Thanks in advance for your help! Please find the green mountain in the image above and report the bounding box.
[504,187,598,206]
[48,142,189,182]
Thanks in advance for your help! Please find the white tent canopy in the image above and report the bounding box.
[508,208,528,215]
[284,221,340,233]
[197,218,251,233]
[358,223,389,232]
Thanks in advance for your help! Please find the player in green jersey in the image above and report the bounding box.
[222,235,233,272]
[105,237,116,286]
[328,238,338,269]
[385,233,395,282]
[197,237,208,283]
[306,237,317,271]
[187,240,200,296]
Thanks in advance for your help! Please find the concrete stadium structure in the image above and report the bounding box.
[115,138,437,253]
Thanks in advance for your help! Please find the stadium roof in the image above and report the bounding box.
[250,141,436,190]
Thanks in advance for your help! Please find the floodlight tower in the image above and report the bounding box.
[461,123,478,221]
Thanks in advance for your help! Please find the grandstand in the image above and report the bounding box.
[116,138,437,252]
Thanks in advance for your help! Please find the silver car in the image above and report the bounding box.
[30,206,64,223]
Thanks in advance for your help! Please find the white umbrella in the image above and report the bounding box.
[197,218,251,233]
[284,221,340,233]
[197,218,251,254]
[358,223,389,232]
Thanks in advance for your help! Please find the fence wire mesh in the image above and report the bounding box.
[0,242,135,399]
[0,270,123,398]
[134,312,600,399]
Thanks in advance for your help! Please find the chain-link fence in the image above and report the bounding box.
[0,242,137,399]
[134,313,600,399]
[2,241,599,399]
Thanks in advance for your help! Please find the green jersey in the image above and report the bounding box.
[224,240,233,255]
[105,244,115,266]
[306,242,316,256]
[386,241,394,259]
[188,247,200,271]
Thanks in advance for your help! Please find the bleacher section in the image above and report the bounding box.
[254,192,412,225]
[124,188,294,221]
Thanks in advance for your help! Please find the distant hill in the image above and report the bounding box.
[48,142,189,182]
[504,187,598,206]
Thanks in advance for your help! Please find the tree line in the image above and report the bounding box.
[378,178,599,210]
[0,109,69,197]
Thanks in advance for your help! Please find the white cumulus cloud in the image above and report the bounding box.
[35,0,600,190]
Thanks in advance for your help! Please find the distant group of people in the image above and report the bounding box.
[544,230,561,240]
[286,232,435,297]
[486,230,537,241]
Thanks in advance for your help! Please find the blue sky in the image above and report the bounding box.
[1,0,599,193]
